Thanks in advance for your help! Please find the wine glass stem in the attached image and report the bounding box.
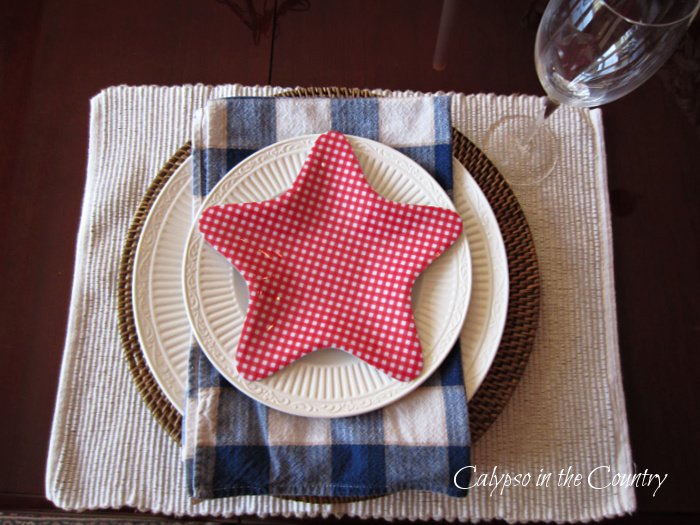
[520,97,560,149]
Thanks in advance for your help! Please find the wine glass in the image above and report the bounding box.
[484,0,700,185]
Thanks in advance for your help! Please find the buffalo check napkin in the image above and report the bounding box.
[183,95,471,499]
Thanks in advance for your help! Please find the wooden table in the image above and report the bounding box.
[1,1,698,523]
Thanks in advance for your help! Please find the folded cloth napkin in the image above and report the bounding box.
[183,95,471,499]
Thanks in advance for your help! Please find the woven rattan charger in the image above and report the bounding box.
[117,87,540,457]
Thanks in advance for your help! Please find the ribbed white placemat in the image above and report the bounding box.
[46,84,635,522]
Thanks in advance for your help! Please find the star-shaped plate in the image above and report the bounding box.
[199,131,463,381]
[183,134,471,417]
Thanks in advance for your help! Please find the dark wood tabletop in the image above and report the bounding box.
[1,1,699,523]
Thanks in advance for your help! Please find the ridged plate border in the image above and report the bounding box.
[131,159,193,410]
[453,159,509,398]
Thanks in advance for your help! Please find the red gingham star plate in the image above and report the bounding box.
[182,135,471,417]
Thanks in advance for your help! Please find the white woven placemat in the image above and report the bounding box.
[45,84,635,522]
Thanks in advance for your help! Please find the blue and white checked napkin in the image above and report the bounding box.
[183,95,471,499]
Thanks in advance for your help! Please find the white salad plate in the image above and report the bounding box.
[132,137,507,415]
[183,135,470,417]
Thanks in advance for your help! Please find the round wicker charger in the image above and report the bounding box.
[116,89,540,449]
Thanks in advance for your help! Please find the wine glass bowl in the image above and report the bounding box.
[536,0,700,108]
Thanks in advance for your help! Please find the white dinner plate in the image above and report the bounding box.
[132,140,507,414]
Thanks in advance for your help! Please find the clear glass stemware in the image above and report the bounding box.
[484,0,700,186]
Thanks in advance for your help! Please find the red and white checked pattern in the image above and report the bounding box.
[199,131,463,381]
